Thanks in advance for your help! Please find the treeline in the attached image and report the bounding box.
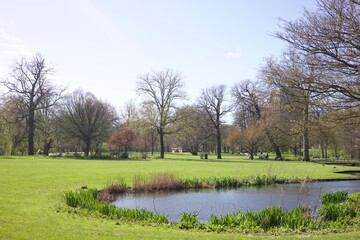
[0,0,359,160]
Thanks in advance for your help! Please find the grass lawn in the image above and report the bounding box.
[1,153,360,239]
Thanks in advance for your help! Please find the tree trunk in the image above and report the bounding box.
[84,141,91,157]
[28,108,35,155]
[216,126,222,159]
[144,138,147,153]
[43,139,53,156]
[95,143,101,155]
[265,128,282,160]
[302,104,310,161]
[249,149,254,160]
[159,128,165,158]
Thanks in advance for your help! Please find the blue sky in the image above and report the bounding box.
[0,0,318,109]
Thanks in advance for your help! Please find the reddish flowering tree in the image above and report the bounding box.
[109,128,136,155]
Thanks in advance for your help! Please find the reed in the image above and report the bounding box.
[97,183,128,202]
[132,172,183,192]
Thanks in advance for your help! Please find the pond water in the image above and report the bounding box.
[112,180,360,223]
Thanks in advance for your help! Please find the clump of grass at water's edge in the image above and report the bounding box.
[103,172,291,195]
[64,188,169,224]
[98,172,290,201]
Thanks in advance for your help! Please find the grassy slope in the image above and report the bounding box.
[1,153,360,239]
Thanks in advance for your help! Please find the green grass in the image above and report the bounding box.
[1,153,360,239]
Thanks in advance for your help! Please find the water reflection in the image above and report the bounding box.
[112,180,360,223]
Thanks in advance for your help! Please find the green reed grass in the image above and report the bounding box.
[206,206,314,232]
[177,212,203,229]
[321,191,348,205]
[64,187,360,234]
[64,189,168,224]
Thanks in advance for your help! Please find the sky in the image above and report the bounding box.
[0,0,319,110]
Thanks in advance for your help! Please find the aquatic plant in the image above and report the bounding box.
[321,191,348,205]
[97,183,128,202]
[64,189,168,224]
[177,212,203,229]
[132,172,183,192]
[319,190,356,221]
[64,189,360,233]
[320,202,356,221]
[205,205,315,232]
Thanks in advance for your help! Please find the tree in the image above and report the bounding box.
[131,105,159,155]
[119,99,137,127]
[232,80,283,160]
[109,127,136,158]
[57,90,116,156]
[0,97,27,155]
[227,125,261,160]
[36,105,57,156]
[275,0,360,101]
[174,105,213,155]
[197,85,232,159]
[136,69,186,158]
[1,53,63,155]
[261,50,328,161]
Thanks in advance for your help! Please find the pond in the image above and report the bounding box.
[112,180,360,223]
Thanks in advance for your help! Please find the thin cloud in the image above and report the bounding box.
[0,29,34,75]
[0,29,33,57]
[225,47,242,58]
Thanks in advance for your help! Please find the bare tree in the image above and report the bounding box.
[36,102,57,156]
[138,105,160,155]
[275,0,360,101]
[261,50,328,161]
[119,99,137,127]
[1,53,64,155]
[57,90,117,156]
[232,80,283,160]
[197,85,232,159]
[136,69,186,158]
